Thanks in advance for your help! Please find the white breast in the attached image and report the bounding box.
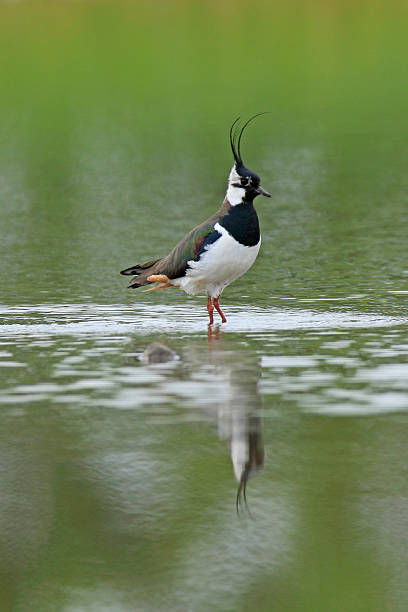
[172,223,261,298]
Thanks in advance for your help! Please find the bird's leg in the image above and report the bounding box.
[142,283,172,292]
[213,296,227,323]
[142,274,173,292]
[207,296,214,325]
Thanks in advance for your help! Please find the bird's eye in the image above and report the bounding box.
[241,177,249,187]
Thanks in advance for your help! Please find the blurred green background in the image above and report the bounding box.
[1,2,408,612]
[1,0,408,306]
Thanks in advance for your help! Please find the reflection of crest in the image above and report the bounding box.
[235,418,265,514]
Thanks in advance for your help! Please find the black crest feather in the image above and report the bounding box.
[229,113,268,167]
[229,116,241,166]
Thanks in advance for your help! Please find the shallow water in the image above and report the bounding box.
[2,301,408,610]
[2,2,408,610]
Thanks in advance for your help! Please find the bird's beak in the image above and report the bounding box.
[256,186,271,198]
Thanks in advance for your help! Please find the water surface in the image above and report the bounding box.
[1,2,408,611]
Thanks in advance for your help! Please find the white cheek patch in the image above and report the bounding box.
[226,183,245,206]
[227,164,245,206]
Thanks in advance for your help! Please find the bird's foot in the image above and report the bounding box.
[143,274,173,292]
[146,274,170,284]
[213,297,227,323]
[142,282,172,292]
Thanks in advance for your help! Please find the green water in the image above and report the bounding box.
[1,2,408,610]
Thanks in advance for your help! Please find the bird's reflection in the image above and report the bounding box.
[211,338,264,515]
[142,332,265,514]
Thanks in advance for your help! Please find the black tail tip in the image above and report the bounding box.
[128,282,141,289]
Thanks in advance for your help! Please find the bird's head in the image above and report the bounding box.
[227,115,271,206]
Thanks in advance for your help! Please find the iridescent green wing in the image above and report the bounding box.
[159,217,221,279]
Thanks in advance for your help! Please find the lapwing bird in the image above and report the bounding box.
[120,114,270,324]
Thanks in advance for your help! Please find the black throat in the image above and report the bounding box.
[219,201,260,247]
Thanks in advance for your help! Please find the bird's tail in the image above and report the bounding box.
[120,258,163,288]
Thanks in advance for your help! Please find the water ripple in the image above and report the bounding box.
[0,302,405,337]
